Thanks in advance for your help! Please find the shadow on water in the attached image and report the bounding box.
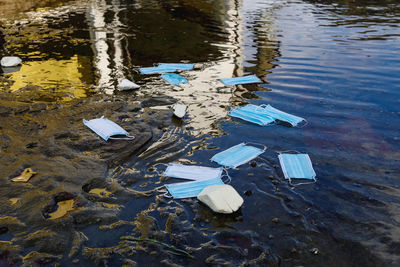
[0,0,400,265]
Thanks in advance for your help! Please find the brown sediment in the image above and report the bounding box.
[0,87,173,264]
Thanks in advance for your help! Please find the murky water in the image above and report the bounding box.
[1,0,400,265]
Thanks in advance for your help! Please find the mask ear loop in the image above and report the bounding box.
[221,168,232,184]
[133,68,140,74]
[244,142,267,151]
[288,177,317,186]
[296,119,309,128]
[109,135,136,140]
[150,163,169,176]
[153,185,173,198]
[256,156,273,171]
[276,150,302,155]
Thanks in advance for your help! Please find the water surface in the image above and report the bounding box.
[0,0,399,265]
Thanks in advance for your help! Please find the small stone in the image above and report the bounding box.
[310,247,319,255]
[272,218,279,223]
[268,234,274,239]
[244,190,252,196]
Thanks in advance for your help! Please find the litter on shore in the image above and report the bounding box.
[83,116,135,141]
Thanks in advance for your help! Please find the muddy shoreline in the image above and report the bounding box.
[0,87,176,265]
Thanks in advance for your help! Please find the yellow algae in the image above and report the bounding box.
[9,198,20,205]
[22,251,61,262]
[7,55,90,100]
[88,188,112,197]
[11,168,37,183]
[0,216,26,227]
[102,203,119,209]
[48,199,76,220]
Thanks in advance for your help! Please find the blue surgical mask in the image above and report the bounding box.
[139,65,178,75]
[229,104,275,126]
[211,143,265,168]
[278,153,316,185]
[165,178,224,199]
[163,164,223,181]
[220,75,262,86]
[158,63,194,71]
[260,105,305,127]
[161,73,188,86]
[83,116,135,141]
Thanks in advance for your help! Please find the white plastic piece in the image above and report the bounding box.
[1,56,22,67]
[197,184,244,214]
[117,79,140,90]
[173,104,187,118]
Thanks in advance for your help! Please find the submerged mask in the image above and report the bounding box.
[220,75,262,86]
[163,164,223,181]
[278,153,316,185]
[229,104,275,126]
[158,63,194,71]
[161,73,188,86]
[83,116,135,141]
[211,142,266,168]
[164,178,225,199]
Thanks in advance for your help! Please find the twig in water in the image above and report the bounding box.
[121,237,194,259]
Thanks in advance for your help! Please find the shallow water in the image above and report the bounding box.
[0,0,400,265]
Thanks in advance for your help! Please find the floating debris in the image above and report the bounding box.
[1,56,22,67]
[161,73,188,86]
[162,163,223,181]
[173,104,187,118]
[229,104,305,127]
[197,184,243,214]
[211,143,265,168]
[158,63,194,71]
[164,178,224,199]
[278,153,317,185]
[220,75,261,85]
[11,168,37,183]
[117,79,140,91]
[138,65,178,75]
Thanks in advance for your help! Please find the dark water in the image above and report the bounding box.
[1,0,400,265]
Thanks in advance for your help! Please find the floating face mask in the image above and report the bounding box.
[117,79,140,91]
[278,153,316,185]
[165,178,224,199]
[260,105,305,127]
[220,75,262,86]
[158,63,194,71]
[138,65,178,74]
[83,116,135,141]
[163,164,223,181]
[211,143,265,168]
[161,73,188,86]
[229,104,275,126]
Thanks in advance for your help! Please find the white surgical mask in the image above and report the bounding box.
[163,164,223,181]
